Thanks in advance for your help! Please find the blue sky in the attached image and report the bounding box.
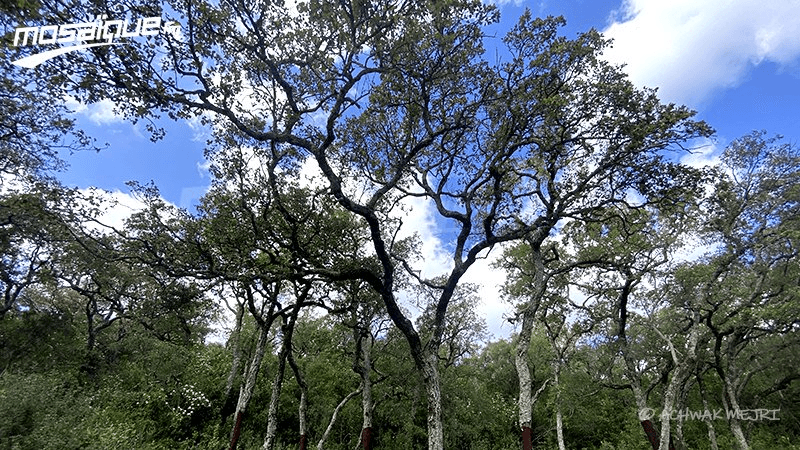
[50,0,800,337]
[57,0,800,210]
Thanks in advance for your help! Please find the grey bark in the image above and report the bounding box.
[422,353,444,450]
[352,326,374,449]
[697,375,719,450]
[554,363,566,450]
[287,342,309,447]
[229,323,269,449]
[223,301,246,416]
[655,319,699,450]
[514,242,546,436]
[262,338,289,450]
[263,294,305,450]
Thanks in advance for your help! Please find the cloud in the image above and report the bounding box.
[602,0,800,106]
[64,95,125,125]
[680,137,720,169]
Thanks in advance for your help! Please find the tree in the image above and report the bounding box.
[24,2,712,448]
[688,132,800,450]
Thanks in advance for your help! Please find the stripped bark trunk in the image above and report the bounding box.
[352,326,374,450]
[656,318,699,450]
[222,302,246,421]
[262,341,289,450]
[554,363,566,450]
[514,243,546,450]
[229,324,269,450]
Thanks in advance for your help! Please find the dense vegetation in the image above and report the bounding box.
[2,1,798,449]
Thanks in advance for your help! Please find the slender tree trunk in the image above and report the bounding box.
[515,309,535,450]
[351,327,375,450]
[263,336,290,450]
[724,379,750,450]
[655,312,699,450]
[553,363,566,450]
[615,275,674,450]
[317,388,361,450]
[360,334,373,450]
[287,342,309,450]
[514,244,545,450]
[697,375,719,450]
[262,283,308,450]
[222,302,246,421]
[658,373,680,450]
[230,324,269,450]
[298,389,308,450]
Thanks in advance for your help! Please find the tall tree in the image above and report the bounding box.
[26,2,711,447]
[689,132,800,450]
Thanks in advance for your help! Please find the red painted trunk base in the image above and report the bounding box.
[640,420,675,450]
[361,427,372,450]
[229,411,244,450]
[298,434,307,450]
[641,420,660,450]
[521,426,533,450]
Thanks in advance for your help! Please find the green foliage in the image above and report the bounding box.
[2,0,799,448]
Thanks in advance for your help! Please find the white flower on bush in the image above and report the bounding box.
[169,383,211,418]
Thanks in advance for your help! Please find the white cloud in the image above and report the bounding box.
[602,0,800,106]
[389,195,516,339]
[462,245,515,340]
[64,95,125,125]
[77,187,148,231]
[680,137,720,169]
[86,99,125,125]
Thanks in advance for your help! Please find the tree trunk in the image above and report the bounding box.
[521,426,533,450]
[515,310,535,449]
[657,373,680,450]
[641,420,660,450]
[724,380,750,450]
[287,341,309,450]
[554,364,566,450]
[316,388,361,450]
[421,354,444,450]
[356,329,374,450]
[655,312,699,450]
[222,302,246,421]
[697,375,719,450]
[361,428,372,450]
[229,324,269,450]
[514,244,545,450]
[263,337,290,450]
[615,276,674,450]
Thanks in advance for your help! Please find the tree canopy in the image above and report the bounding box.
[1,2,798,450]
